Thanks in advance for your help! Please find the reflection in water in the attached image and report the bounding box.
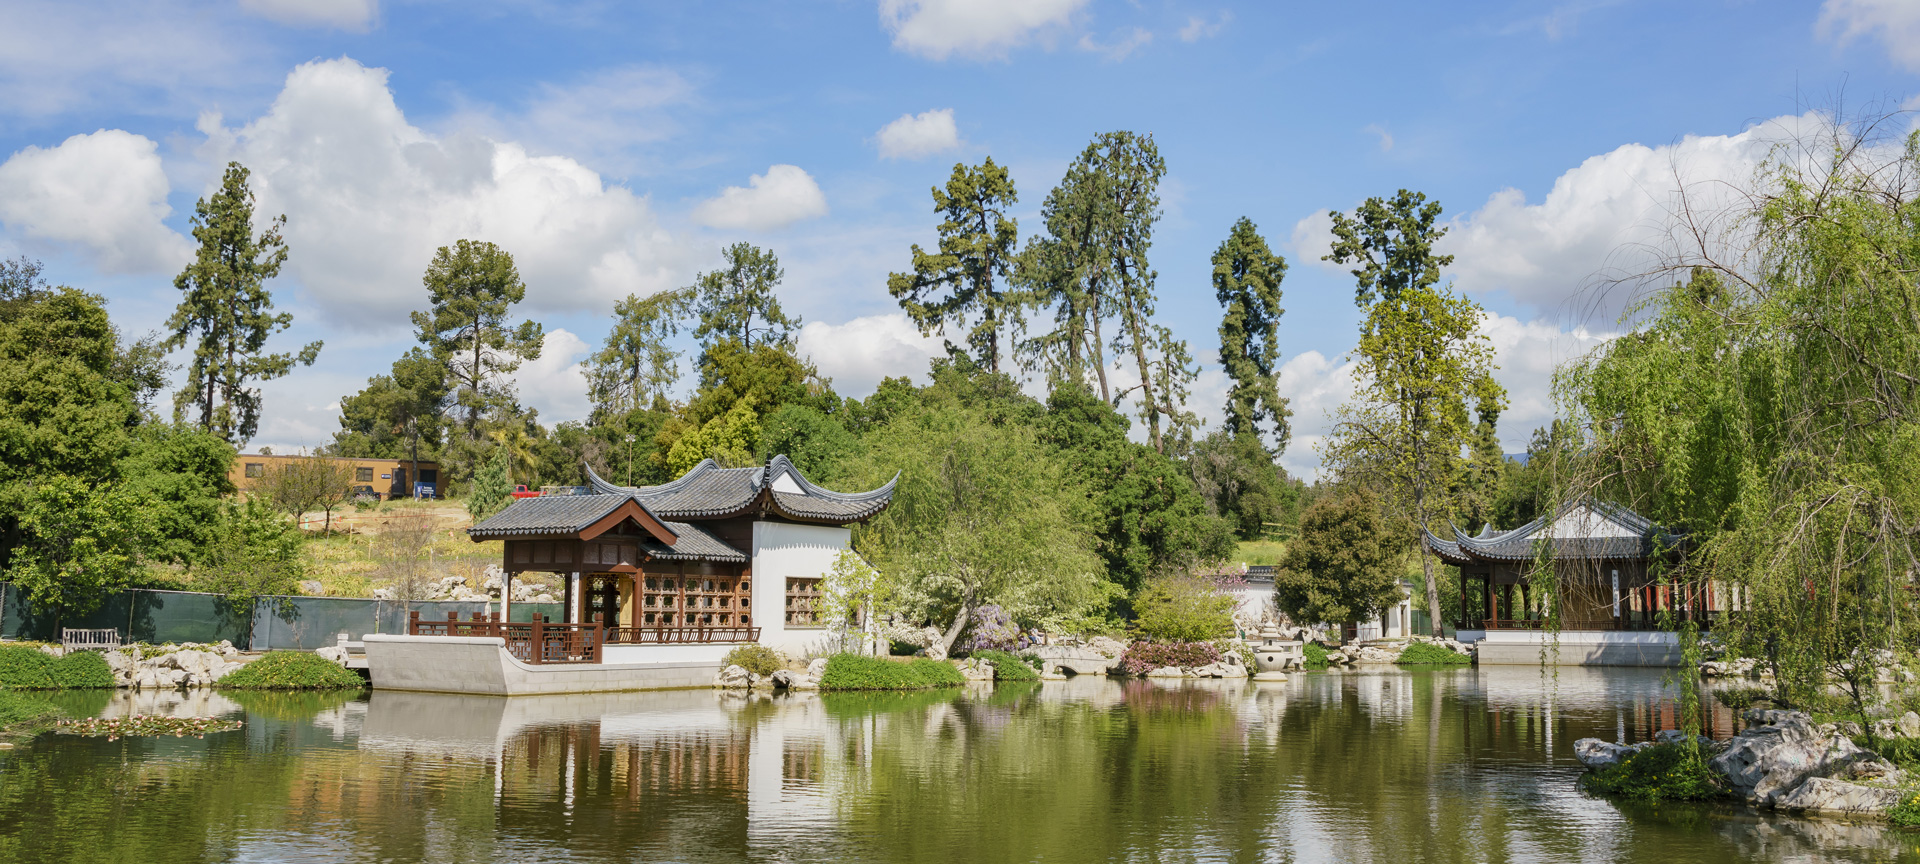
[0,670,1915,863]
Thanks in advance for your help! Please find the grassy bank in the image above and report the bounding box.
[0,693,63,741]
[0,646,114,690]
[1234,539,1287,566]
[216,652,365,690]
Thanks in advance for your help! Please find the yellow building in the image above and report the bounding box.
[230,453,441,499]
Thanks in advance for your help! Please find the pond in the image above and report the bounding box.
[0,667,1916,863]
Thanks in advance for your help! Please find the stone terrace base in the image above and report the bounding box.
[364,634,727,696]
[1475,629,1681,667]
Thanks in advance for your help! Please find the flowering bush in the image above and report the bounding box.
[960,605,1036,653]
[1117,641,1222,676]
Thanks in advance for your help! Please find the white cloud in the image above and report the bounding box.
[1078,27,1153,61]
[1440,114,1823,324]
[0,1,259,118]
[795,313,943,397]
[876,109,962,160]
[879,0,1087,61]
[0,129,191,273]
[1364,123,1394,152]
[1272,350,1359,481]
[453,65,694,176]
[1287,209,1341,273]
[1290,113,1825,326]
[200,57,704,328]
[691,164,829,231]
[240,0,377,31]
[1178,11,1231,42]
[1819,0,1920,71]
[509,328,594,424]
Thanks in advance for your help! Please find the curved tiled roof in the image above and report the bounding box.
[468,494,663,539]
[466,495,748,563]
[585,455,896,525]
[1422,499,1679,564]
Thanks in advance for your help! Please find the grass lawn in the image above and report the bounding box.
[1235,539,1288,565]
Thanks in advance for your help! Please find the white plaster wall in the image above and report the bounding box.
[602,644,736,665]
[751,521,851,654]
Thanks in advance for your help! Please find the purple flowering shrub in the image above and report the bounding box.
[1117,641,1222,676]
[960,605,1037,653]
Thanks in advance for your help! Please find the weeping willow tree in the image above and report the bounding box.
[1558,115,1920,727]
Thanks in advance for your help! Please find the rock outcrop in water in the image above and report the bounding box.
[1575,708,1912,819]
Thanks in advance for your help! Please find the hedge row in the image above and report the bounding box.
[0,647,114,690]
[216,652,364,690]
[819,655,965,690]
[970,649,1039,682]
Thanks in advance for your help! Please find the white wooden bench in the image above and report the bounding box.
[62,628,121,651]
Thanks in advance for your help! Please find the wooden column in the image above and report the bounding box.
[502,570,512,624]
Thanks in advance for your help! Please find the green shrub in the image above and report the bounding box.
[0,647,114,689]
[723,644,786,677]
[819,655,965,690]
[971,649,1038,682]
[1303,642,1329,670]
[1889,790,1920,827]
[1131,575,1237,642]
[1713,685,1771,712]
[1581,742,1729,802]
[1397,642,1470,665]
[216,652,365,690]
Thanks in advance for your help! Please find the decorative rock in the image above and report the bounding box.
[957,658,995,682]
[806,657,828,678]
[316,646,350,667]
[1774,777,1907,816]
[1711,710,1881,805]
[372,588,394,601]
[920,640,948,661]
[713,664,754,689]
[1145,666,1188,679]
[1086,636,1127,658]
[1574,738,1641,769]
[298,580,327,596]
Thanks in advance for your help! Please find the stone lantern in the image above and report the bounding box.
[1252,625,1303,673]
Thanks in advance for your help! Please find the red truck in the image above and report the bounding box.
[511,485,542,499]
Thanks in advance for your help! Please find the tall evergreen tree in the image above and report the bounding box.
[590,287,695,414]
[1020,149,1113,396]
[1212,217,1292,455]
[889,158,1022,373]
[164,162,322,444]
[410,239,543,438]
[1323,190,1506,637]
[691,244,798,353]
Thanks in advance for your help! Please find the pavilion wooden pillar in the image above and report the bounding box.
[1459,569,1469,628]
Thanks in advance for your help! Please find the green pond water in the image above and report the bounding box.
[1,668,1916,863]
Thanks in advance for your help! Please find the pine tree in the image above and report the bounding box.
[889,158,1023,373]
[1212,217,1292,455]
[690,243,798,353]
[410,240,543,439]
[467,448,512,521]
[165,162,322,443]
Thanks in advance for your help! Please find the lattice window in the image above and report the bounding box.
[638,564,750,627]
[785,577,822,626]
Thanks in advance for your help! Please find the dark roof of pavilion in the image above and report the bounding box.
[585,454,896,524]
[643,521,747,562]
[1423,499,1678,565]
[466,494,749,563]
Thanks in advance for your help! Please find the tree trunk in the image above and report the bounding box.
[940,591,975,657]
[1091,292,1110,402]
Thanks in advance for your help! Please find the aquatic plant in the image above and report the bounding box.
[215,652,364,690]
[0,647,114,690]
[819,655,964,690]
[722,645,786,677]
[0,692,63,739]
[59,714,242,740]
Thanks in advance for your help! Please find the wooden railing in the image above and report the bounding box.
[606,626,760,644]
[1474,616,1718,632]
[407,611,601,664]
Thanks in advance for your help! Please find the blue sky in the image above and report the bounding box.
[2,0,1916,478]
